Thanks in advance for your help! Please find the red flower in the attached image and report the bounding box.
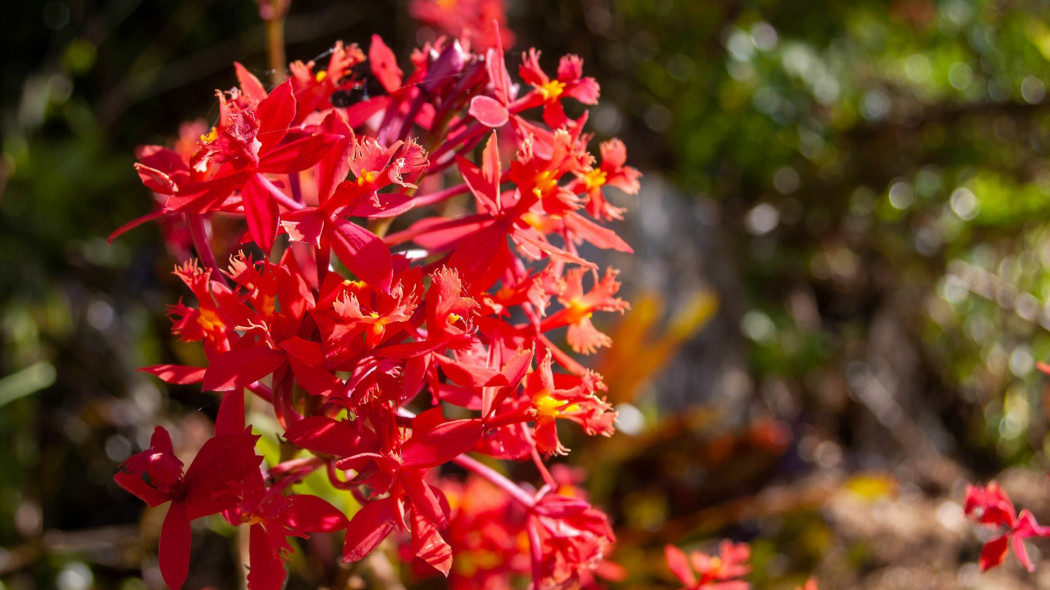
[664,541,751,590]
[569,138,642,222]
[409,0,515,51]
[226,471,349,590]
[524,350,615,456]
[519,50,600,130]
[123,77,338,251]
[531,484,616,588]
[541,267,629,355]
[964,481,1050,571]
[286,410,483,575]
[114,427,261,589]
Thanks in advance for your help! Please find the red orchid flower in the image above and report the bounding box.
[226,470,349,590]
[518,49,600,130]
[664,541,751,590]
[964,481,1050,571]
[541,267,630,355]
[114,427,261,589]
[119,78,338,251]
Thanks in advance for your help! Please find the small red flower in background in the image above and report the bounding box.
[964,481,1050,571]
[664,541,751,590]
[409,0,515,50]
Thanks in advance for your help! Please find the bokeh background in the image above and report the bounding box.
[5,1,1050,588]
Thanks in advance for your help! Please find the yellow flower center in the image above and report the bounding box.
[520,211,544,230]
[583,168,607,191]
[196,308,225,336]
[564,297,592,324]
[200,127,219,144]
[538,79,566,101]
[356,170,378,186]
[532,170,558,199]
[534,390,580,417]
[259,294,276,316]
[315,70,327,82]
[710,556,723,574]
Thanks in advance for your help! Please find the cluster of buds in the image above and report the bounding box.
[112,8,641,590]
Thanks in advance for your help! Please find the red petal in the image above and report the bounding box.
[108,209,167,243]
[368,35,403,94]
[485,45,512,104]
[182,433,261,519]
[284,416,359,457]
[258,133,339,174]
[436,356,506,389]
[456,133,500,213]
[235,62,268,103]
[247,523,286,590]
[255,80,295,153]
[343,498,397,562]
[280,208,325,246]
[201,347,286,392]
[979,534,1009,571]
[281,494,349,533]
[468,95,509,128]
[564,212,633,253]
[215,389,245,437]
[410,510,453,576]
[242,174,281,251]
[281,337,343,397]
[159,502,192,590]
[136,145,188,172]
[400,418,483,469]
[567,77,601,105]
[1013,532,1036,572]
[327,216,393,292]
[113,471,171,507]
[140,365,205,385]
[401,475,447,527]
[315,112,353,203]
[135,163,177,194]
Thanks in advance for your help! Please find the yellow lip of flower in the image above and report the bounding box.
[564,297,592,324]
[196,308,225,334]
[259,294,276,316]
[200,127,219,144]
[520,211,544,230]
[583,168,608,191]
[356,170,378,186]
[537,79,566,101]
[531,169,559,200]
[533,390,581,417]
[315,70,327,82]
[371,319,387,339]
[243,513,265,526]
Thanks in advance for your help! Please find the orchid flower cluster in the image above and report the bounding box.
[111,9,646,590]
